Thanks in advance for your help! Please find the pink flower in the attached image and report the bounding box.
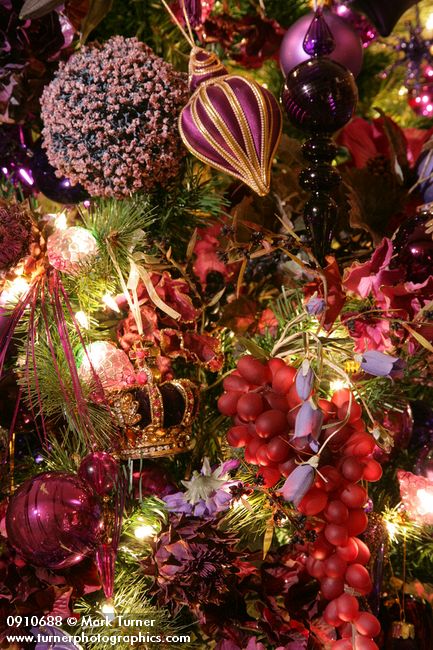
[193,224,230,286]
[342,312,393,352]
[379,276,433,320]
[257,308,278,336]
[343,238,400,299]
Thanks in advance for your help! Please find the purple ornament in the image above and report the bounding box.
[78,452,120,496]
[350,0,421,37]
[416,150,433,203]
[392,211,433,283]
[282,57,358,134]
[279,10,363,78]
[30,143,89,204]
[6,472,102,569]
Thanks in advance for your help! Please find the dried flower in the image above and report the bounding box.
[164,458,239,517]
[41,36,188,198]
[143,515,241,612]
[0,201,31,270]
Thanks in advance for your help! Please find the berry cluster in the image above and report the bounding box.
[218,355,383,648]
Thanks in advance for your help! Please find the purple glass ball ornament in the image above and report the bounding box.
[279,10,363,78]
[282,57,358,134]
[78,451,120,496]
[30,142,89,205]
[6,472,102,569]
[391,211,433,284]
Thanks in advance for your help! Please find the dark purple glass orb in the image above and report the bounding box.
[78,451,120,496]
[303,9,336,57]
[299,165,341,192]
[30,143,89,205]
[302,137,338,163]
[392,212,433,283]
[282,58,358,134]
[304,194,338,263]
[6,472,102,569]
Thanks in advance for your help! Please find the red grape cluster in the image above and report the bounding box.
[218,355,383,648]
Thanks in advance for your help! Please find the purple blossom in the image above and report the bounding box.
[293,400,324,451]
[295,360,314,400]
[164,458,239,517]
[279,464,315,506]
[306,295,326,316]
[359,350,405,378]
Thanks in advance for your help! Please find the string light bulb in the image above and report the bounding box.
[102,293,120,313]
[75,311,90,330]
[134,524,157,540]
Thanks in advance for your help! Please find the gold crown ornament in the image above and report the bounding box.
[109,344,199,459]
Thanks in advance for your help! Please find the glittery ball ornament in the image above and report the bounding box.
[78,341,136,390]
[41,36,188,198]
[6,472,102,569]
[279,10,363,79]
[408,82,433,118]
[47,226,98,274]
[179,47,282,196]
[0,200,31,271]
[391,211,433,284]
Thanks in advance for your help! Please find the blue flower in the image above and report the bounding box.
[359,350,405,378]
[295,360,314,400]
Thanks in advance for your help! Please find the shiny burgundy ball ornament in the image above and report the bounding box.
[408,82,433,118]
[30,142,89,205]
[351,0,421,37]
[281,9,358,264]
[78,452,120,496]
[280,10,363,78]
[6,472,102,569]
[391,209,433,284]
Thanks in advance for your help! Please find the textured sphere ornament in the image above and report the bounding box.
[30,143,89,205]
[47,226,98,274]
[78,341,136,389]
[41,36,188,198]
[392,211,433,284]
[280,10,363,78]
[6,472,102,569]
[282,57,358,134]
[179,47,282,196]
[78,451,120,496]
[0,201,31,271]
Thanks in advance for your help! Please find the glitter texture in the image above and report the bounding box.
[47,226,98,274]
[41,36,189,198]
[0,201,31,271]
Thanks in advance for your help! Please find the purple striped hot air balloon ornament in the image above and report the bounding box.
[162,0,282,197]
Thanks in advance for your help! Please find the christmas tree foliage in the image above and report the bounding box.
[2,0,433,648]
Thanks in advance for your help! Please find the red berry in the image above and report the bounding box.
[298,488,328,516]
[354,611,381,638]
[311,534,334,560]
[354,637,379,650]
[272,365,296,393]
[237,393,264,422]
[346,509,368,537]
[318,466,342,492]
[255,409,288,438]
[345,564,372,595]
[321,576,345,600]
[341,457,365,482]
[223,374,250,392]
[237,355,271,385]
[324,523,349,547]
[336,537,359,562]
[268,357,287,377]
[278,458,297,477]
[354,538,371,565]
[362,458,382,482]
[324,500,349,524]
[265,391,289,412]
[336,593,359,622]
[267,436,290,462]
[324,554,347,578]
[256,444,271,466]
[308,558,326,579]
[338,400,362,422]
[332,641,352,650]
[227,425,250,448]
[287,383,302,407]
[340,484,368,509]
[323,600,343,627]
[218,391,243,416]
[258,467,281,487]
[244,438,262,464]
[331,389,352,408]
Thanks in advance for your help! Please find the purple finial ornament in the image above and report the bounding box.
[303,8,336,57]
[281,9,358,264]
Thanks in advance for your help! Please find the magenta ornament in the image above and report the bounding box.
[6,472,102,569]
[351,0,421,37]
[78,452,120,496]
[392,210,433,284]
[179,47,282,196]
[279,10,363,78]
